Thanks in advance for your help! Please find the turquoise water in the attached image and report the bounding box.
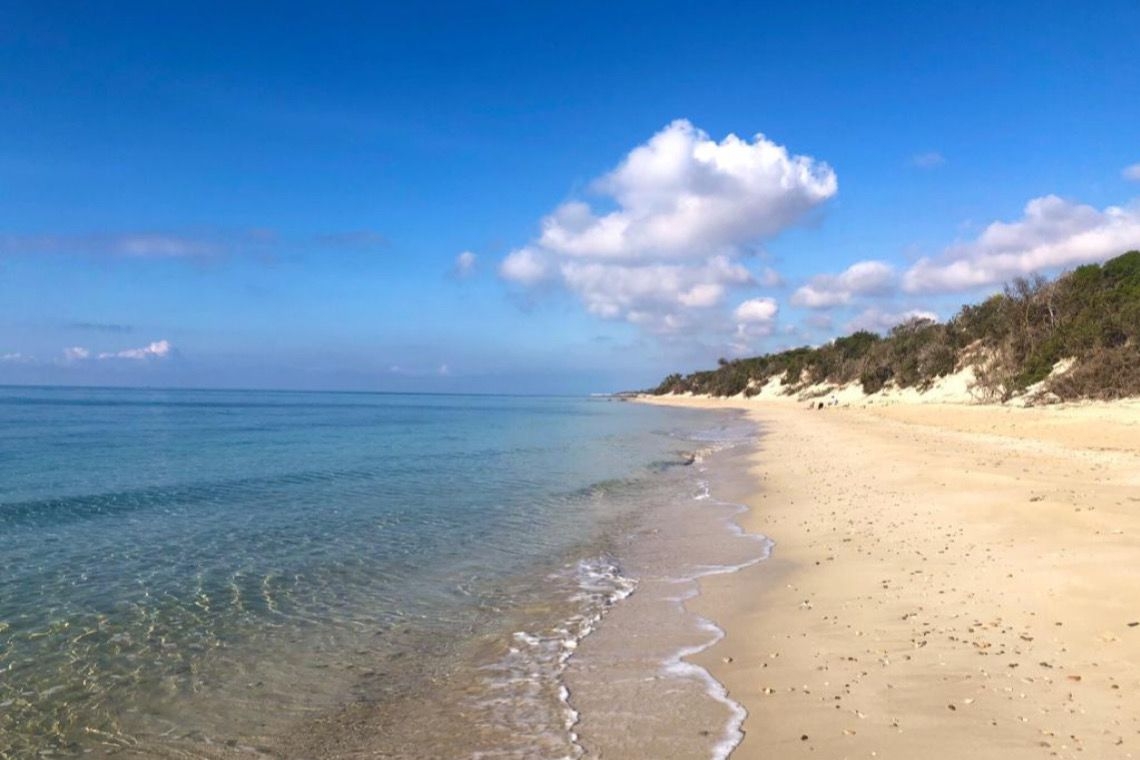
[0,387,752,757]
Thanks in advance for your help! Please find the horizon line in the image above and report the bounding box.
[0,381,633,399]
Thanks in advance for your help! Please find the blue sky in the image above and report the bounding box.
[2,0,1138,393]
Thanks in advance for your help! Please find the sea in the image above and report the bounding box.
[0,386,770,759]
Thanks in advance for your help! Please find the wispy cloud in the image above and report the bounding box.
[0,228,389,261]
[5,340,176,368]
[0,233,226,259]
[1123,163,1140,182]
[498,119,836,339]
[60,340,174,363]
[804,313,833,331]
[453,250,477,278]
[67,321,134,334]
[911,151,946,169]
[756,266,784,288]
[310,229,388,250]
[98,340,172,360]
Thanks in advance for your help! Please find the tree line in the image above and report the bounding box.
[652,250,1140,402]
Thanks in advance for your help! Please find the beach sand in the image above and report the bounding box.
[640,395,1140,759]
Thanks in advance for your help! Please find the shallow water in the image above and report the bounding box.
[0,387,765,758]
[564,431,771,759]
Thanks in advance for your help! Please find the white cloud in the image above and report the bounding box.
[734,297,779,324]
[499,119,836,334]
[61,340,173,362]
[531,121,836,263]
[845,308,939,334]
[1,352,34,364]
[790,260,896,309]
[790,283,847,309]
[559,255,752,324]
[730,297,780,353]
[902,195,1140,293]
[499,247,551,285]
[63,346,91,362]
[1123,163,1140,182]
[100,340,172,360]
[453,250,477,277]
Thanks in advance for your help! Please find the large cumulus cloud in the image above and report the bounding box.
[499,119,836,336]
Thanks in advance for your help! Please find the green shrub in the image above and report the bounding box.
[649,251,1140,402]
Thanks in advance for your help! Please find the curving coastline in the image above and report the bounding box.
[641,394,1140,759]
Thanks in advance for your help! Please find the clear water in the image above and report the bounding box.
[0,387,762,758]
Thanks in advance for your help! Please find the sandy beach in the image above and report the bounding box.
[641,394,1140,759]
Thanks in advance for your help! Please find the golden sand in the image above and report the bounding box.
[641,395,1140,759]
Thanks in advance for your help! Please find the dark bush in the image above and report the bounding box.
[1048,346,1140,400]
[860,365,892,394]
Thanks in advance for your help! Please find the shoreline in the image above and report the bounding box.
[561,418,773,759]
[640,394,1140,759]
[279,406,770,760]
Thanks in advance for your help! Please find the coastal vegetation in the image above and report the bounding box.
[653,250,1140,403]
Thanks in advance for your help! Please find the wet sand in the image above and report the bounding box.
[566,441,771,760]
[641,395,1140,759]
